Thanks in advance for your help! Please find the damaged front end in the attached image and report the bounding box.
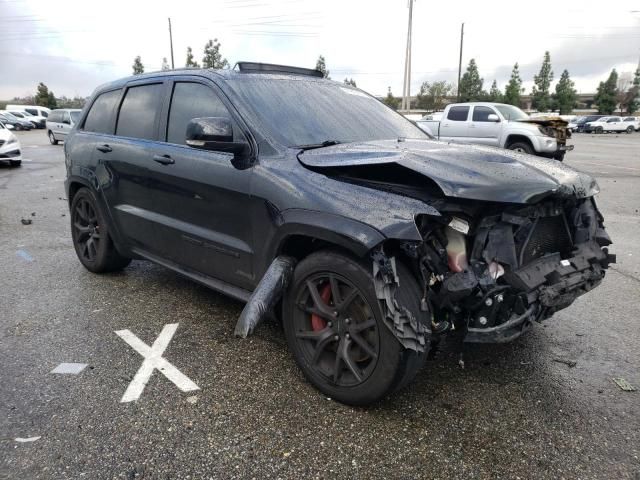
[383,196,614,346]
[519,117,572,154]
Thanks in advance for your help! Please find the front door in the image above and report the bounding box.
[469,106,502,146]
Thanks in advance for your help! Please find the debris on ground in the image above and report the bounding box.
[14,436,41,443]
[612,378,636,392]
[553,358,577,368]
[20,218,32,225]
[30,212,36,216]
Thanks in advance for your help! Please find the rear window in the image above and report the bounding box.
[84,90,121,134]
[116,83,163,140]
[447,106,469,121]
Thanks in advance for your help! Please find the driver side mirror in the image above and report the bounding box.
[185,117,249,159]
[487,114,500,122]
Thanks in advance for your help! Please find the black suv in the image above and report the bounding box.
[65,63,614,405]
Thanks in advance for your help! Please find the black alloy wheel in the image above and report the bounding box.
[72,196,101,264]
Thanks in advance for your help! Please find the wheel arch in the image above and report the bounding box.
[505,134,535,151]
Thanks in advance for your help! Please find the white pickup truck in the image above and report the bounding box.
[416,102,573,161]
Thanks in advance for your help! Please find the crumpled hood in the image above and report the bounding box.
[298,139,599,204]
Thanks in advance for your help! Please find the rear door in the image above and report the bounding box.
[60,111,72,138]
[439,106,470,142]
[469,105,502,146]
[147,77,255,289]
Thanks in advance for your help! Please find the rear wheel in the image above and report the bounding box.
[15,124,23,131]
[507,141,533,155]
[626,126,634,134]
[70,187,131,273]
[283,251,427,405]
[48,131,58,145]
[596,127,603,134]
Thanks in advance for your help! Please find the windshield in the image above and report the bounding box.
[2,112,19,121]
[494,104,529,121]
[228,78,428,147]
[11,112,26,118]
[70,111,81,123]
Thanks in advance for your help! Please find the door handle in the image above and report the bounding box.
[96,144,112,153]
[153,154,174,165]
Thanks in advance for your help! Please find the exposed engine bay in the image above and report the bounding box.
[375,196,615,349]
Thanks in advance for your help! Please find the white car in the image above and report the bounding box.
[584,116,634,134]
[8,110,46,129]
[623,116,640,132]
[0,121,22,166]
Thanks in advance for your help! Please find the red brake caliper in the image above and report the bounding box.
[311,283,332,331]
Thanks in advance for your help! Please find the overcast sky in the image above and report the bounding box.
[1,0,639,100]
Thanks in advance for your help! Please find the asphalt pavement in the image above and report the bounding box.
[1,130,639,479]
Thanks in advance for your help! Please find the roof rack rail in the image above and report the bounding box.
[234,62,324,78]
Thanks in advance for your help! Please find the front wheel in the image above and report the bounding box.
[283,251,426,405]
[70,188,131,273]
[48,131,58,145]
[9,160,21,167]
[507,142,534,155]
[15,124,23,131]
[626,126,634,134]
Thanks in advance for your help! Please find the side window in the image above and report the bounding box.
[41,110,49,118]
[25,108,37,116]
[84,90,121,134]
[48,111,59,123]
[116,83,164,140]
[166,82,233,145]
[447,106,469,121]
[472,106,496,122]
[63,112,71,124]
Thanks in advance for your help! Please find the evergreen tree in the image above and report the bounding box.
[132,56,144,75]
[383,86,400,110]
[458,59,484,102]
[625,68,640,114]
[185,47,200,68]
[343,78,357,87]
[202,39,229,69]
[594,68,619,114]
[46,91,57,109]
[531,51,553,112]
[315,55,329,78]
[161,57,170,71]
[34,82,50,106]
[488,80,502,102]
[553,70,577,115]
[503,63,523,107]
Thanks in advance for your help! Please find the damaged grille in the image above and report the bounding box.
[519,215,572,264]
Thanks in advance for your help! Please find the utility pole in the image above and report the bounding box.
[401,0,414,112]
[168,17,175,69]
[457,22,464,101]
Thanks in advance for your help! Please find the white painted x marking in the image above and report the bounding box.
[115,323,199,403]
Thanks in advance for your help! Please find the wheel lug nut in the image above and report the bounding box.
[345,333,350,339]
[479,316,488,326]
[485,298,493,307]
[334,335,339,341]
[327,322,332,327]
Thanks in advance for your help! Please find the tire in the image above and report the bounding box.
[70,187,131,273]
[507,141,533,155]
[9,160,21,167]
[626,126,634,134]
[283,251,427,406]
[48,131,58,145]
[553,151,565,161]
[15,124,22,131]
[596,127,603,134]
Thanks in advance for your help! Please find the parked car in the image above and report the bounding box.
[0,111,33,130]
[7,104,51,119]
[584,116,634,134]
[573,115,604,132]
[65,64,614,405]
[0,120,22,166]
[8,110,45,129]
[416,102,573,160]
[46,109,82,144]
[623,116,640,132]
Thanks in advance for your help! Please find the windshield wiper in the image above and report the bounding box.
[295,140,341,151]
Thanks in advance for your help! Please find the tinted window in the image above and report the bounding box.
[472,106,497,122]
[84,90,121,133]
[41,110,48,118]
[166,82,230,144]
[447,106,469,121]
[607,117,620,123]
[25,108,37,116]
[116,84,163,140]
[623,117,635,121]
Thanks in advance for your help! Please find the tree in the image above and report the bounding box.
[416,80,453,111]
[531,51,553,112]
[594,68,619,114]
[132,56,144,75]
[343,78,357,87]
[315,55,329,79]
[46,91,57,109]
[458,59,484,102]
[202,39,229,69]
[383,86,400,110]
[553,69,577,115]
[185,47,200,68]
[626,68,640,114]
[34,82,50,106]
[161,57,170,71]
[488,80,502,102]
[503,63,523,107]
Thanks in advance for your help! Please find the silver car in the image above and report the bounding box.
[46,109,82,144]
